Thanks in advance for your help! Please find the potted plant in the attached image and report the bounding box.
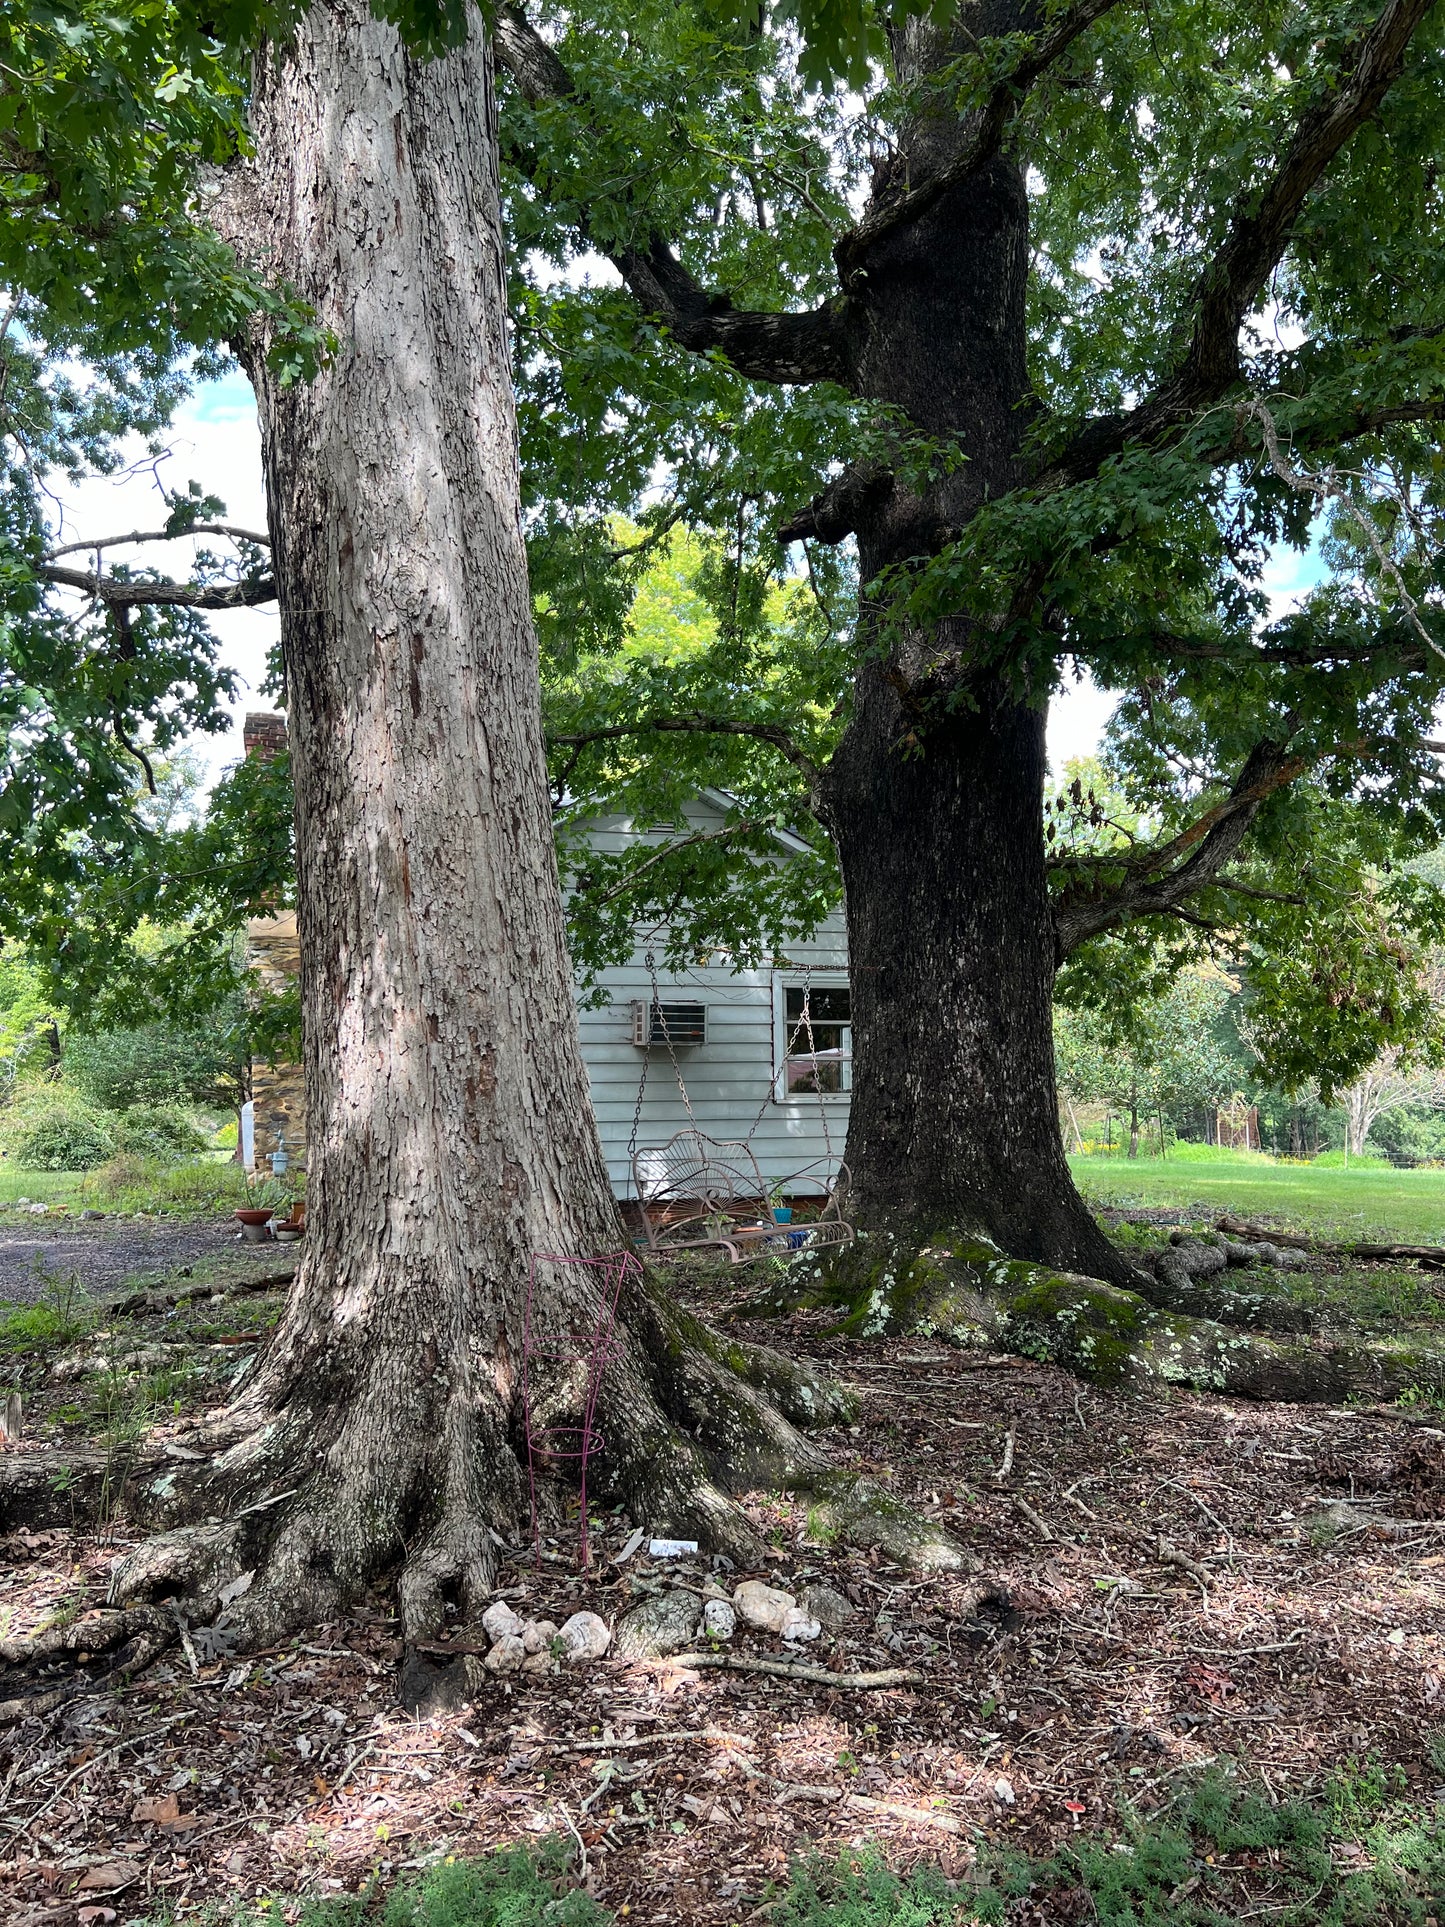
[235,1176,291,1242]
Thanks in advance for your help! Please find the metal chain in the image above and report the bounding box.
[647,949,699,1127]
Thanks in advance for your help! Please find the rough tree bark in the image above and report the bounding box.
[85,0,963,1656]
[817,122,1125,1293]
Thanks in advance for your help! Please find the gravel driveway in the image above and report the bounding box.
[0,1214,293,1302]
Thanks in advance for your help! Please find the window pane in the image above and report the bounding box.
[782,983,851,1095]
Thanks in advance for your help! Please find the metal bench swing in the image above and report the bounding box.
[625,955,854,1266]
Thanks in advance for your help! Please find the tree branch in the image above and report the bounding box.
[38,564,277,610]
[1071,628,1435,669]
[1054,739,1305,955]
[835,0,1125,276]
[494,9,849,388]
[548,713,824,792]
[1039,0,1438,492]
[575,820,769,907]
[44,523,271,561]
[777,462,896,545]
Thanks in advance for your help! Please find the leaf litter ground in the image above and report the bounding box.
[0,1237,1443,1924]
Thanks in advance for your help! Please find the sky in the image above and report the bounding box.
[50,369,1324,795]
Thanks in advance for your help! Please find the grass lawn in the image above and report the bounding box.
[0,1166,88,1207]
[1071,1150,1445,1244]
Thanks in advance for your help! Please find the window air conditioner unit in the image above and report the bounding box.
[630,1000,707,1048]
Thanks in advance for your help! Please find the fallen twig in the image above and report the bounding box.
[1011,1493,1055,1541]
[1217,1216,1445,1273]
[994,1423,1016,1482]
[670,1653,924,1689]
[1155,1538,1213,1593]
[731,1753,962,1832]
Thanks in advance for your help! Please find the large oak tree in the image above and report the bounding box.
[497,0,1445,1330]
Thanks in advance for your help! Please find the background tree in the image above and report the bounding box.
[1054,967,1244,1156]
[493,0,1445,1324]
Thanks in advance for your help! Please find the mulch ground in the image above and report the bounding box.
[1,1281,1444,1925]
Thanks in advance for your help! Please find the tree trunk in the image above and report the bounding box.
[810,120,1130,1311]
[105,0,898,1647]
[824,671,1125,1283]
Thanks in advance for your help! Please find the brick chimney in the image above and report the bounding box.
[243,711,289,761]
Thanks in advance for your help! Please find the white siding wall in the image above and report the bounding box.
[573,801,850,1197]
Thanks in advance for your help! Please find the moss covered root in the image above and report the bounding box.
[765,1230,1445,1402]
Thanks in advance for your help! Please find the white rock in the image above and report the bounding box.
[703,1599,736,1639]
[992,1776,1016,1806]
[483,1634,525,1674]
[559,1610,612,1660]
[522,1618,559,1655]
[482,1600,523,1644]
[780,1608,821,1643]
[732,1580,796,1633]
[521,1649,558,1676]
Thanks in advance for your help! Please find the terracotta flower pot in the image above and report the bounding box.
[234,1209,273,1226]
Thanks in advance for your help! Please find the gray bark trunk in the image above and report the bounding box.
[113,0,847,1641]
[238,0,625,1628]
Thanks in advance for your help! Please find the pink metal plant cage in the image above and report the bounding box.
[521,1249,642,1571]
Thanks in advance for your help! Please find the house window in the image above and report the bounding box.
[775,979,851,1098]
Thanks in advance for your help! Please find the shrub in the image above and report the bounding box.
[110,1104,209,1161]
[88,1153,253,1216]
[6,1091,115,1171]
[65,1019,244,1110]
[1311,1148,1391,1169]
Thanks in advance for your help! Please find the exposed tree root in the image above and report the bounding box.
[1,1266,967,1720]
[110,1270,297,1318]
[0,1604,174,1725]
[762,1228,1445,1402]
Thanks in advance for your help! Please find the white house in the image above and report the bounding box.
[573,790,852,1199]
[244,716,852,1196]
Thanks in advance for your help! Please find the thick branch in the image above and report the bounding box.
[1041,0,1438,491]
[836,0,1124,275]
[38,563,277,610]
[1054,739,1304,954]
[778,462,895,545]
[45,523,271,560]
[494,9,849,388]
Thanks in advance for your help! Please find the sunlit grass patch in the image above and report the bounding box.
[1072,1152,1445,1246]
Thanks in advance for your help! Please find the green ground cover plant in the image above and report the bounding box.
[0,1154,285,1217]
[0,1168,87,1206]
[1070,1153,1445,1244]
[139,1771,1445,1927]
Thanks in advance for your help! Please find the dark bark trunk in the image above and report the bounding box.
[818,121,1128,1286]
[824,673,1125,1280]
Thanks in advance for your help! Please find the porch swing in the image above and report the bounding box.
[625,953,855,1265]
